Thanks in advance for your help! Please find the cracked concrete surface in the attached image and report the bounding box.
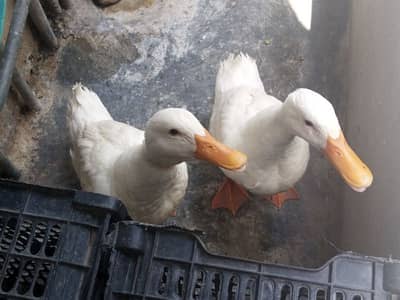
[2,0,349,267]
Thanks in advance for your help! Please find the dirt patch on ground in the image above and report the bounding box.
[58,33,138,85]
[0,1,76,181]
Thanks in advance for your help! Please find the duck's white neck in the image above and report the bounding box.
[115,144,180,181]
[112,144,182,195]
[242,106,296,156]
[112,144,182,200]
[111,144,187,223]
[142,144,185,168]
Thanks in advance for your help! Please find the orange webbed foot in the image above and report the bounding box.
[211,178,250,216]
[265,188,299,209]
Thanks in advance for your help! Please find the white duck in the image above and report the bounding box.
[209,53,373,215]
[67,83,246,224]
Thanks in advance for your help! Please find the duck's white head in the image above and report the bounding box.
[283,88,373,192]
[145,108,247,169]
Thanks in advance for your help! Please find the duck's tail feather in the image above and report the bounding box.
[215,53,264,95]
[67,83,112,148]
[67,83,112,140]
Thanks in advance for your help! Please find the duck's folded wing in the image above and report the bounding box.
[71,120,144,194]
[210,53,275,146]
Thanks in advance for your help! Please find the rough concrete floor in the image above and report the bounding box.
[1,0,349,267]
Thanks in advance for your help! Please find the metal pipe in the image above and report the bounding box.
[0,0,31,111]
[12,69,41,111]
[58,0,72,9]
[0,44,40,112]
[29,0,58,49]
[0,152,21,179]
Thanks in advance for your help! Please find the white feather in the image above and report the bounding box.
[210,53,342,195]
[67,84,193,224]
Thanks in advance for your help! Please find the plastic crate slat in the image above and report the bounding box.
[152,254,194,265]
[142,231,160,297]
[329,283,377,293]
[0,250,90,269]
[18,211,101,229]
[0,210,103,232]
[18,257,41,297]
[332,256,374,290]
[131,253,143,293]
[1,180,394,299]
[0,179,119,299]
[181,259,330,288]
[0,215,18,252]
[13,257,31,297]
[84,215,111,299]
[1,255,26,296]
[32,219,51,258]
[16,218,35,254]
[73,190,122,214]
[104,222,397,299]
[7,197,28,255]
[0,290,37,300]
[182,235,197,300]
[113,290,167,299]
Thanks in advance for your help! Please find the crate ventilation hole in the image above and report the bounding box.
[15,219,33,252]
[298,287,309,300]
[158,266,169,295]
[228,275,239,299]
[157,266,187,298]
[192,271,255,300]
[192,270,205,299]
[0,217,17,251]
[335,292,344,300]
[30,222,61,256]
[245,278,256,300]
[0,217,61,257]
[0,217,61,297]
[211,273,221,299]
[0,254,4,273]
[281,285,291,300]
[316,290,326,300]
[1,254,52,297]
[155,269,357,300]
[177,274,184,296]
[282,286,325,300]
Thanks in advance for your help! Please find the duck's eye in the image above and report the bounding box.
[305,120,314,127]
[169,129,179,135]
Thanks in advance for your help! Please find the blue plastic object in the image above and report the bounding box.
[0,0,5,40]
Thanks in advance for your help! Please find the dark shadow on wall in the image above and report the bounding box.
[306,0,351,256]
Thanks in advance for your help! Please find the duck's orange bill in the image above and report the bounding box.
[324,131,373,192]
[195,130,247,170]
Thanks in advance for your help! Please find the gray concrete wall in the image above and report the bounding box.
[341,0,400,257]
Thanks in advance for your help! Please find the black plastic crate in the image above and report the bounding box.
[104,222,400,300]
[0,180,122,300]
